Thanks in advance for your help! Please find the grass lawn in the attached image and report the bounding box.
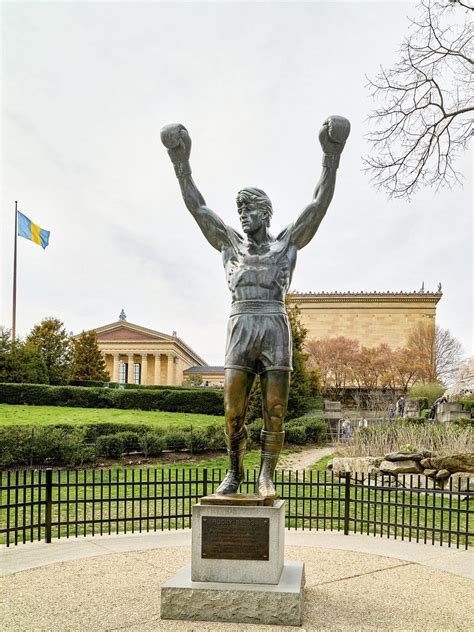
[0,404,223,428]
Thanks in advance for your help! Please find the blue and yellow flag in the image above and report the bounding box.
[17,211,50,249]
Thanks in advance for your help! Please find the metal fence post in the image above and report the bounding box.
[45,468,53,543]
[343,471,351,536]
[203,468,208,498]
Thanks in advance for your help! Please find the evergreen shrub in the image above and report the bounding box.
[164,429,188,451]
[95,434,124,458]
[420,408,431,420]
[186,428,209,453]
[284,423,307,445]
[247,419,263,444]
[202,423,225,450]
[139,432,166,456]
[115,432,141,454]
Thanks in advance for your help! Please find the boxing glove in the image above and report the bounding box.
[160,123,192,177]
[319,115,351,168]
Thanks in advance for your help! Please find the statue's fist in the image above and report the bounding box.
[160,123,191,165]
[319,116,350,155]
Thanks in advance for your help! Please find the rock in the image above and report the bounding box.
[420,458,432,468]
[429,453,474,473]
[450,472,473,493]
[424,469,437,478]
[379,459,422,475]
[384,451,424,462]
[329,457,383,476]
[435,469,450,480]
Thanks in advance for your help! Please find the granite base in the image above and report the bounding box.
[161,561,305,626]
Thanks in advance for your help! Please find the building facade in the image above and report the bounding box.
[94,320,207,386]
[286,291,442,349]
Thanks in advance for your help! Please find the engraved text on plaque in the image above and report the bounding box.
[201,516,269,560]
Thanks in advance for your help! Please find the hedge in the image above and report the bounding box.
[0,382,224,415]
[0,416,327,467]
[69,380,220,392]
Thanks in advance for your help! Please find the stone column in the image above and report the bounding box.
[167,353,175,386]
[112,353,120,383]
[141,353,148,385]
[154,353,161,385]
[175,356,184,386]
[128,353,135,384]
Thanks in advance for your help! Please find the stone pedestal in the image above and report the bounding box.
[192,499,285,584]
[161,562,305,626]
[160,499,305,626]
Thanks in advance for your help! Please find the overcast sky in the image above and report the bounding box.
[1,1,472,366]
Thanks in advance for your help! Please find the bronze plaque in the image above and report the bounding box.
[201,516,269,560]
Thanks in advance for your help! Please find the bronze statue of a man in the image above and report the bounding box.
[161,116,350,500]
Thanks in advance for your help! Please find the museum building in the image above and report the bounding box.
[93,290,442,386]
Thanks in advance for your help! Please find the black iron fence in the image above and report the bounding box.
[1,468,472,548]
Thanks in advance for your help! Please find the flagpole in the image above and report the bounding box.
[12,201,18,341]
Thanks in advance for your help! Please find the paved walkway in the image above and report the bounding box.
[2,531,473,631]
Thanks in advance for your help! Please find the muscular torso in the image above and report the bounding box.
[222,225,297,302]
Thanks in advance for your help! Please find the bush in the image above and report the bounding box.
[247,419,263,444]
[306,396,325,411]
[83,423,148,443]
[452,417,474,428]
[420,408,431,420]
[164,428,189,451]
[301,416,327,443]
[203,423,226,450]
[285,423,307,445]
[185,428,209,454]
[408,383,445,407]
[409,397,429,412]
[139,432,166,456]
[0,425,91,467]
[69,380,107,388]
[115,431,141,454]
[96,434,124,458]
[458,399,474,416]
[0,382,224,415]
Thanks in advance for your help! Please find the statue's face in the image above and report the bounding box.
[238,203,267,234]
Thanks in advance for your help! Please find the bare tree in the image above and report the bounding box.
[407,321,463,382]
[364,0,473,199]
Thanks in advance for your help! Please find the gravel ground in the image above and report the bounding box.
[2,544,473,631]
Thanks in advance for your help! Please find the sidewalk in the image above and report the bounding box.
[2,531,473,631]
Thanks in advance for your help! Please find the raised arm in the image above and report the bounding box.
[291,116,350,250]
[161,124,230,251]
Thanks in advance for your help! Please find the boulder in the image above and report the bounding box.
[450,472,473,493]
[429,453,474,473]
[424,469,437,478]
[329,457,382,476]
[379,459,422,475]
[384,451,426,462]
[435,469,450,480]
[420,458,432,469]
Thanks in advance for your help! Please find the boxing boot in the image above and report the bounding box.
[215,427,247,495]
[256,430,285,499]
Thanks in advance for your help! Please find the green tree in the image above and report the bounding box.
[71,330,109,381]
[183,374,204,387]
[286,302,312,419]
[26,317,73,385]
[0,327,48,384]
[245,302,312,422]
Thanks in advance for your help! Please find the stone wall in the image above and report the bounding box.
[287,291,441,348]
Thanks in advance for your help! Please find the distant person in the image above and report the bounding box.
[341,418,352,443]
[397,395,405,417]
[430,396,447,420]
[388,402,395,419]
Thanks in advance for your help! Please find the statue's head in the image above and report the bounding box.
[236,188,273,233]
